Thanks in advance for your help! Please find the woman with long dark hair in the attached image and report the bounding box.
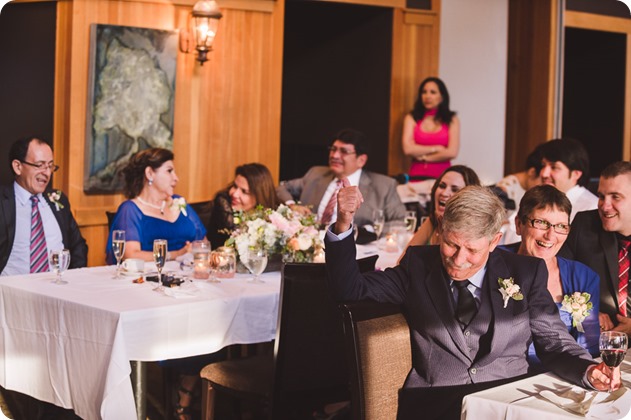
[402,77,460,179]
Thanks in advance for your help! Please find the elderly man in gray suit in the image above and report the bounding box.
[276,128,406,227]
[326,184,618,419]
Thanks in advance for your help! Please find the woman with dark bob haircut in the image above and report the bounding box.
[106,147,206,264]
[509,185,600,366]
[208,162,280,249]
[403,165,480,251]
[402,77,460,179]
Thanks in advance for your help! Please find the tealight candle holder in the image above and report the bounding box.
[385,232,399,253]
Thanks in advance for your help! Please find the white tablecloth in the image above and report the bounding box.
[462,355,631,419]
[0,263,281,420]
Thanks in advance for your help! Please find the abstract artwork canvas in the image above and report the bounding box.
[84,24,178,193]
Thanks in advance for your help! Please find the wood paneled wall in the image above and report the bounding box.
[388,7,440,175]
[51,0,284,266]
[504,0,558,175]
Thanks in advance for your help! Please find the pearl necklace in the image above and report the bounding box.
[137,197,166,215]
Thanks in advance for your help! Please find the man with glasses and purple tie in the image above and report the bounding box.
[276,128,406,228]
[0,136,87,276]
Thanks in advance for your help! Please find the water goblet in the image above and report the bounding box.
[243,248,268,284]
[599,331,628,392]
[153,239,168,292]
[49,249,71,285]
[112,230,126,279]
[372,209,385,240]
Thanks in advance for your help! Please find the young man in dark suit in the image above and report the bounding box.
[326,184,617,419]
[0,136,87,275]
[560,161,631,334]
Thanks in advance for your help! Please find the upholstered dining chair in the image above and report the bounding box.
[339,300,411,420]
[105,210,117,232]
[199,255,378,419]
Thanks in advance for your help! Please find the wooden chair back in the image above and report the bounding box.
[339,300,411,420]
[271,255,378,418]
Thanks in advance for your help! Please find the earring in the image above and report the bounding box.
[148,179,153,186]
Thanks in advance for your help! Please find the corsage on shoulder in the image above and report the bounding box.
[172,197,187,216]
[560,292,593,333]
[47,190,64,211]
[498,277,523,308]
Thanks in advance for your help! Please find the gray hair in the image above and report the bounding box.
[442,185,505,240]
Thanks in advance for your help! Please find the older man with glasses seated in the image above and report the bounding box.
[0,136,87,276]
[276,128,406,228]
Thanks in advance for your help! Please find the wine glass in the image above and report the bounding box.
[372,209,385,240]
[243,248,268,284]
[404,210,417,233]
[599,331,628,392]
[49,249,71,285]
[153,239,168,292]
[112,230,126,279]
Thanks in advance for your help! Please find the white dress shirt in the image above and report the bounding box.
[1,182,64,276]
[566,185,598,221]
[316,169,362,223]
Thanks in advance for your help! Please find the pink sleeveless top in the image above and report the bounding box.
[409,109,451,179]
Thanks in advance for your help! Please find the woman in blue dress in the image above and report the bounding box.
[508,185,600,369]
[106,148,206,264]
[106,148,209,419]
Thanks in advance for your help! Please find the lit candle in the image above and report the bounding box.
[385,233,399,253]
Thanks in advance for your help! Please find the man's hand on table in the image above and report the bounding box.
[612,315,631,334]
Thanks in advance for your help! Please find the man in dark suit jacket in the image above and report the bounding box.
[276,128,406,227]
[560,161,631,334]
[0,137,88,275]
[326,184,617,419]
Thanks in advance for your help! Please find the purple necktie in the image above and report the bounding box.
[30,195,49,273]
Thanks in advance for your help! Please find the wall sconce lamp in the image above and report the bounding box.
[180,0,223,65]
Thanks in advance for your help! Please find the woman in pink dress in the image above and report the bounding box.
[402,77,460,179]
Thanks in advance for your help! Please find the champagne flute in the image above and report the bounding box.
[244,248,268,284]
[49,249,71,285]
[153,239,168,292]
[112,230,126,279]
[599,331,628,392]
[404,210,417,233]
[372,209,385,240]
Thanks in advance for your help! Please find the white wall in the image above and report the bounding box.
[439,0,508,185]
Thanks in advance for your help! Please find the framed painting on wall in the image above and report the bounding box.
[84,24,178,193]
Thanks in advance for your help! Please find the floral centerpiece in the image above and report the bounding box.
[225,204,324,265]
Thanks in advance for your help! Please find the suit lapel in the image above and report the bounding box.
[43,190,66,236]
[600,228,619,293]
[475,252,514,366]
[424,259,472,363]
[1,186,17,250]
[313,171,335,208]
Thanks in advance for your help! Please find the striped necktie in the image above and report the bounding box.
[30,195,50,273]
[320,178,344,226]
[618,238,631,316]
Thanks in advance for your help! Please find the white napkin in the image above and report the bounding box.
[162,281,200,298]
[539,386,631,419]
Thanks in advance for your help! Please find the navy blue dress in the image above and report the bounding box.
[106,195,206,264]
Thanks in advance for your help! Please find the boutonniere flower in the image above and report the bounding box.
[560,292,593,333]
[47,190,64,211]
[172,197,187,216]
[498,277,523,308]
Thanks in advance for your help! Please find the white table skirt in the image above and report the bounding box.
[0,264,281,420]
